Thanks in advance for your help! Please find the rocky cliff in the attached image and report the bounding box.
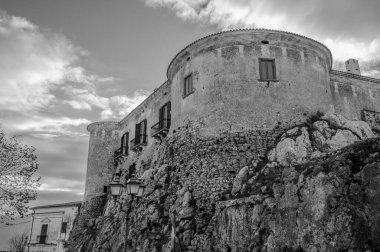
[69,113,379,252]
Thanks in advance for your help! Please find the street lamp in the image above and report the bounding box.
[125,178,141,196]
[109,180,123,197]
[136,184,146,198]
[109,176,145,252]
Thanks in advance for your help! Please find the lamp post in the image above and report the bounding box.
[110,176,145,252]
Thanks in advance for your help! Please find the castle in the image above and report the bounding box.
[84,29,380,201]
[72,29,380,251]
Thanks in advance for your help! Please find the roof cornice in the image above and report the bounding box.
[331,70,380,84]
[166,28,333,79]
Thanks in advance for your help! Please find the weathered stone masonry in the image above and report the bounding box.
[69,29,380,251]
[70,124,284,251]
[157,126,282,208]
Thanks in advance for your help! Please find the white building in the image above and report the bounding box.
[27,201,81,252]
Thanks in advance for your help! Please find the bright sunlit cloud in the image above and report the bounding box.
[143,0,380,78]
[0,11,150,131]
[15,116,90,135]
[38,184,73,192]
[0,12,88,112]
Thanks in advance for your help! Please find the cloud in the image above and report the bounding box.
[15,116,90,136]
[0,12,88,112]
[143,0,380,39]
[325,38,380,78]
[0,10,150,128]
[29,191,83,208]
[0,10,149,208]
[63,87,149,120]
[99,90,150,119]
[143,0,380,78]
[38,184,73,192]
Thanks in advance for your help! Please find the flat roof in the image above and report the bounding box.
[31,201,82,210]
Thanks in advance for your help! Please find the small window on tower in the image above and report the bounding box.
[259,58,277,81]
[183,74,193,98]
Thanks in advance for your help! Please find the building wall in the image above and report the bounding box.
[70,29,380,251]
[84,122,119,201]
[69,82,172,251]
[117,81,171,179]
[28,205,79,252]
[82,29,380,201]
[330,70,380,122]
[168,30,333,135]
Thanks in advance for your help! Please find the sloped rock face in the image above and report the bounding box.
[69,115,379,252]
[216,139,380,251]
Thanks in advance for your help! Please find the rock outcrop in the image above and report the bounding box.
[69,114,379,252]
[218,138,380,251]
[268,112,376,166]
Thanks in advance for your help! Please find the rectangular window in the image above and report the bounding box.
[61,222,68,233]
[103,186,108,193]
[120,133,129,155]
[183,74,193,97]
[135,119,147,145]
[39,224,48,243]
[159,102,171,130]
[259,59,276,81]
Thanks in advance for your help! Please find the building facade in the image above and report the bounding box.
[69,29,380,250]
[83,29,380,202]
[27,202,81,252]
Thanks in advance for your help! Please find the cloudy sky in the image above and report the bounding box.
[0,0,379,207]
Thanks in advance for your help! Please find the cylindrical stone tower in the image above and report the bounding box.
[84,121,120,201]
[167,29,333,135]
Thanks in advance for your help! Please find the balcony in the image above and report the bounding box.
[130,134,147,151]
[114,146,128,166]
[37,235,48,244]
[151,119,171,139]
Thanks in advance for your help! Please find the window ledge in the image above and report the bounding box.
[182,90,195,99]
[258,79,279,82]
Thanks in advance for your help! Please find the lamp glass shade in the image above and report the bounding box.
[126,178,140,195]
[110,182,123,196]
[137,185,146,197]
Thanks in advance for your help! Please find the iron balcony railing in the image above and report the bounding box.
[114,145,128,158]
[37,235,48,244]
[113,146,129,166]
[130,134,147,150]
[151,119,171,138]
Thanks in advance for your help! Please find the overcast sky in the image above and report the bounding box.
[0,0,379,207]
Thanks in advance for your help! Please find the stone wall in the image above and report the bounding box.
[118,81,171,141]
[158,125,282,210]
[72,29,380,252]
[82,29,380,203]
[69,120,283,251]
[69,115,380,251]
[169,29,333,134]
[84,122,119,200]
[330,70,380,122]
[69,196,107,251]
